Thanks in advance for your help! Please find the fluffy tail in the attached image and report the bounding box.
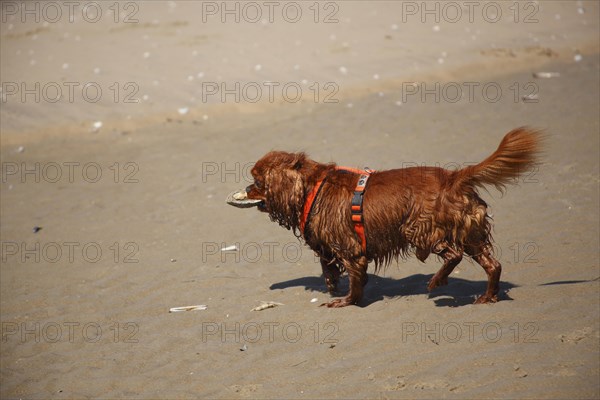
[453,127,543,192]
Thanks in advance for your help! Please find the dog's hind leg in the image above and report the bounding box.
[427,243,463,291]
[322,256,367,308]
[470,244,501,304]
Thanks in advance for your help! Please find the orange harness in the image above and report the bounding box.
[299,167,374,253]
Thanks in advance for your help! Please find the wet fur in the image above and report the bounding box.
[246,127,542,307]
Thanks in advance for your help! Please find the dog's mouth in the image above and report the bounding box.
[226,190,264,209]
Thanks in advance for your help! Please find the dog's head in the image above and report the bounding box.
[227,151,323,232]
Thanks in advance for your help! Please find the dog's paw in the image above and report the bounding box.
[427,275,448,291]
[320,298,353,308]
[473,294,498,304]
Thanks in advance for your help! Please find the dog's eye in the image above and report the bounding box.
[254,180,263,189]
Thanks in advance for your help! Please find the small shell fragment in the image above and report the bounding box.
[310,298,318,303]
[169,305,207,313]
[232,191,247,201]
[522,94,539,102]
[251,301,283,311]
[91,121,102,133]
[532,72,560,78]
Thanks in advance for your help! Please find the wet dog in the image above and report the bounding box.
[228,127,542,307]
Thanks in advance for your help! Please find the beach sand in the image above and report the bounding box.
[1,1,599,399]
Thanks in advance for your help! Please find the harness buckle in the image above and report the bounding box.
[350,171,371,226]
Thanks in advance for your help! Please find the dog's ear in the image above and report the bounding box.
[292,152,306,171]
[262,153,308,234]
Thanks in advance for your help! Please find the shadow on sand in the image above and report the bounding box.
[270,273,516,307]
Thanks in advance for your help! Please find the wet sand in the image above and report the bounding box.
[1,1,599,399]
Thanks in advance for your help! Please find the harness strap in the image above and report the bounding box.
[350,169,373,253]
[300,167,374,254]
[300,178,326,234]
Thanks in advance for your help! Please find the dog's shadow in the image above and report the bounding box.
[270,273,516,307]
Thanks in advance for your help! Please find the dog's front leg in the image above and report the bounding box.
[323,256,367,308]
[320,258,342,295]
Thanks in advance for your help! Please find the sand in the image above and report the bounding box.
[1,1,599,399]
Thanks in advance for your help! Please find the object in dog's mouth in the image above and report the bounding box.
[226,190,262,208]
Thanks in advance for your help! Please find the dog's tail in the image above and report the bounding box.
[452,127,543,192]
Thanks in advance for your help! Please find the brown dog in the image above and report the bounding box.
[228,127,542,307]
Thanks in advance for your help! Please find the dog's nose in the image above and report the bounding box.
[245,185,253,194]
